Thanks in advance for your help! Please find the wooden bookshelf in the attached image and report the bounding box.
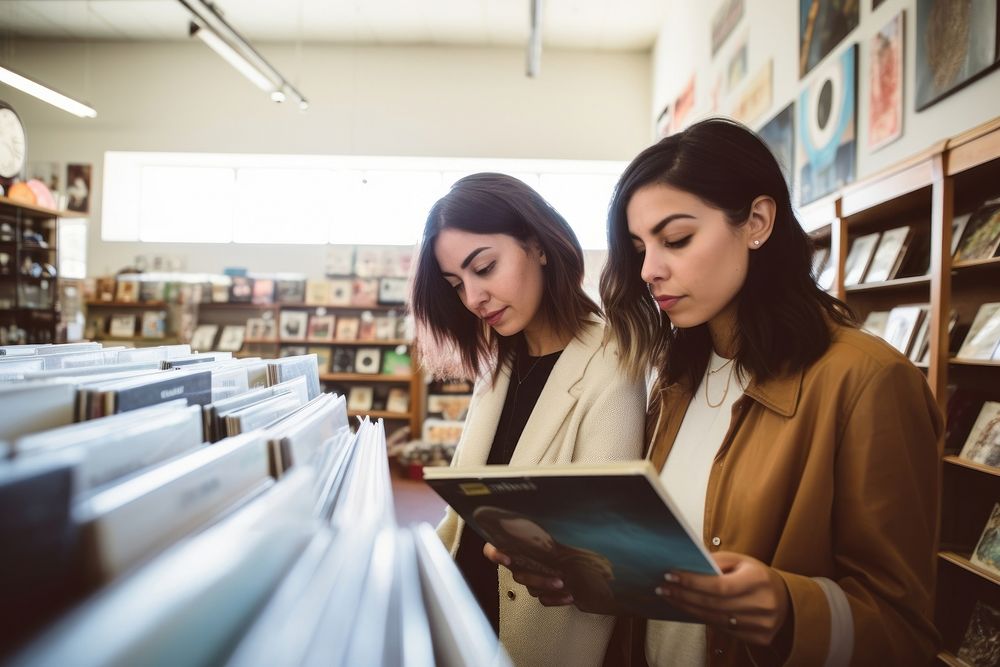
[283,338,409,346]
[802,116,1000,656]
[320,372,412,383]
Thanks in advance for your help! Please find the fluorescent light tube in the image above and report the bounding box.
[0,65,97,118]
[190,21,278,93]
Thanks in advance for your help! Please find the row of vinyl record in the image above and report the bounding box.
[191,308,409,350]
[861,301,1000,365]
[812,197,1000,291]
[0,341,508,666]
[91,273,409,308]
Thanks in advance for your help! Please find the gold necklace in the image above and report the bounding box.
[705,357,735,408]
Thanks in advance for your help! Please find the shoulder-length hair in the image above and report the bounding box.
[599,118,854,390]
[411,173,600,380]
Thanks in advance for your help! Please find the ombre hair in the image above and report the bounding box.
[599,118,854,391]
[411,173,600,381]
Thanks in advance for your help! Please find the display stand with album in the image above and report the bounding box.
[424,460,720,619]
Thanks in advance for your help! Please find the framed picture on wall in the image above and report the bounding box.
[915,0,999,110]
[758,102,795,192]
[799,0,859,78]
[66,163,92,213]
[868,11,904,150]
[710,0,745,56]
[797,45,857,205]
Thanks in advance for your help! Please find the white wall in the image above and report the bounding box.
[2,40,651,276]
[651,0,1000,182]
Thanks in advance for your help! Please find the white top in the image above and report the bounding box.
[646,351,745,667]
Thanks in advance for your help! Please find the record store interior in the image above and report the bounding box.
[2,1,1000,665]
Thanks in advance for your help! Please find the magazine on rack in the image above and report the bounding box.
[423,460,720,620]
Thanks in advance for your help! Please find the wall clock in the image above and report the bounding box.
[0,100,27,179]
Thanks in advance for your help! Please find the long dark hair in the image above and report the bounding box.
[412,173,600,380]
[600,118,854,391]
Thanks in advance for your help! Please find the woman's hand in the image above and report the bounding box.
[483,542,574,606]
[657,552,791,646]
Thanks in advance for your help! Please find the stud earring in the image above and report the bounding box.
[752,239,761,246]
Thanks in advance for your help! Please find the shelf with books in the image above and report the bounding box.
[0,197,65,344]
[806,117,1000,655]
[940,551,1000,588]
[320,372,412,383]
[285,338,410,346]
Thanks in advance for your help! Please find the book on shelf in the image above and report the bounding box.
[245,316,276,341]
[354,347,382,375]
[140,311,167,339]
[229,276,252,303]
[424,460,720,619]
[189,324,219,351]
[108,314,136,339]
[335,316,360,341]
[428,393,472,421]
[308,345,332,373]
[348,385,374,412]
[952,212,973,257]
[211,280,231,303]
[374,315,397,340]
[971,502,1000,577]
[358,312,377,341]
[351,278,379,307]
[114,279,138,304]
[881,304,927,357]
[325,245,355,277]
[138,280,165,303]
[957,303,1000,360]
[280,345,306,359]
[843,232,881,286]
[328,278,352,306]
[307,314,336,341]
[860,310,890,338]
[863,226,911,283]
[957,600,1000,667]
[353,247,384,278]
[251,278,274,304]
[959,402,1000,468]
[331,347,355,373]
[378,277,408,305]
[275,277,306,304]
[381,348,412,375]
[386,387,410,414]
[279,310,308,341]
[955,201,1000,263]
[96,277,116,302]
[216,325,246,352]
[305,279,332,306]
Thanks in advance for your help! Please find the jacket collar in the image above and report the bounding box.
[647,365,804,472]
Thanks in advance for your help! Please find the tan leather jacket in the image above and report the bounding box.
[640,326,943,666]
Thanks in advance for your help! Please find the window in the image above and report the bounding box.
[102,152,624,249]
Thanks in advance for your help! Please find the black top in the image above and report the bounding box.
[454,347,562,633]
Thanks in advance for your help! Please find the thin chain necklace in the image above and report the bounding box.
[502,351,545,461]
[705,357,735,409]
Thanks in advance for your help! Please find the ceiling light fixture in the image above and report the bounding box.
[0,64,97,118]
[526,0,543,78]
[179,0,308,109]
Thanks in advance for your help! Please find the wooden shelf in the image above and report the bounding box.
[282,303,404,311]
[0,194,87,219]
[87,301,169,308]
[950,358,1000,368]
[943,455,1000,478]
[320,372,412,383]
[242,338,279,345]
[197,302,279,309]
[952,256,1000,271]
[348,409,412,420]
[844,275,931,293]
[939,551,1000,587]
[94,336,179,343]
[936,651,965,667]
[284,338,409,346]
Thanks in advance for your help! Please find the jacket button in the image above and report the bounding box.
[507,590,516,600]
[711,536,722,547]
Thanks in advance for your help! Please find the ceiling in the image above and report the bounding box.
[0,0,670,51]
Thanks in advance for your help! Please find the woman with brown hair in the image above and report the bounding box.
[500,119,943,666]
[411,173,645,667]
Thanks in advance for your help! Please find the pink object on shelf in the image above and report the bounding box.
[26,179,57,210]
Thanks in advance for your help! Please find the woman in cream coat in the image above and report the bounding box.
[411,173,645,667]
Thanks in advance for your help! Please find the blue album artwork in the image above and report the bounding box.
[798,45,857,205]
